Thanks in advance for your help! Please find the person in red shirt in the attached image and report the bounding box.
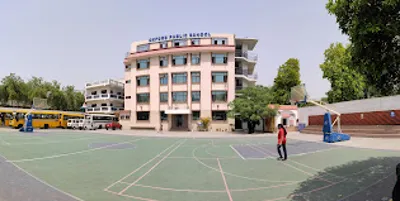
[277,124,287,161]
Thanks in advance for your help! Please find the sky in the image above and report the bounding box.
[0,0,348,99]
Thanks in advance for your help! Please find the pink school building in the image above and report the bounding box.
[119,33,258,131]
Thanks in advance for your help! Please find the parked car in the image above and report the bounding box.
[105,122,122,130]
[67,119,80,129]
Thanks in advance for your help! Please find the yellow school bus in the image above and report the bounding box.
[0,107,16,127]
[8,108,84,129]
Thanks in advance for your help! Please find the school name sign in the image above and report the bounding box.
[148,32,211,43]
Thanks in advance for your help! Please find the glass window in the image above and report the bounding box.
[191,72,200,83]
[160,42,168,49]
[137,112,149,121]
[172,55,187,65]
[160,74,168,85]
[160,111,168,121]
[191,54,200,65]
[212,38,227,45]
[137,44,149,52]
[125,80,131,84]
[172,73,187,84]
[159,56,168,67]
[192,111,200,120]
[137,59,150,69]
[136,76,150,86]
[212,111,227,120]
[212,91,227,102]
[212,72,228,83]
[172,92,187,102]
[212,53,228,64]
[192,91,200,102]
[173,39,187,47]
[160,92,168,102]
[191,39,200,45]
[137,93,150,103]
[125,96,131,99]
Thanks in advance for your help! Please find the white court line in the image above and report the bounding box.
[217,158,234,201]
[118,139,186,195]
[11,135,113,146]
[289,160,345,179]
[230,145,246,160]
[8,138,143,163]
[104,140,181,191]
[0,154,85,201]
[0,136,10,145]
[105,189,158,201]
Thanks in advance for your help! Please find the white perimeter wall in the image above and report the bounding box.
[299,95,400,126]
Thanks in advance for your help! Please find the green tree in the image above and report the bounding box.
[326,0,400,96]
[228,86,277,134]
[0,73,29,106]
[272,58,301,105]
[320,43,366,103]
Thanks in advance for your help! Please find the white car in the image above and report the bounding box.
[78,119,84,130]
[67,119,80,129]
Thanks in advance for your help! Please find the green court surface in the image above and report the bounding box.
[0,130,398,201]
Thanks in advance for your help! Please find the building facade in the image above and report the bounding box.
[84,79,124,114]
[121,33,257,131]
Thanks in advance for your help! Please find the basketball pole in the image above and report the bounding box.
[307,99,342,133]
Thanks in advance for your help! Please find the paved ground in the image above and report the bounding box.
[0,128,398,201]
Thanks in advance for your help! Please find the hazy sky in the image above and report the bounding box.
[0,0,348,98]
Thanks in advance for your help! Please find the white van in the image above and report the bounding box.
[78,119,84,130]
[67,119,80,129]
[83,114,116,130]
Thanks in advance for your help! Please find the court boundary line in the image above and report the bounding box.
[217,158,234,201]
[230,145,246,160]
[0,154,85,201]
[105,189,158,201]
[104,140,181,191]
[0,136,10,145]
[205,146,239,159]
[8,138,144,163]
[8,135,115,146]
[118,139,187,195]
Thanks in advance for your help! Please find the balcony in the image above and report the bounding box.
[85,94,124,101]
[85,79,124,89]
[86,106,123,113]
[235,51,258,62]
[235,68,258,81]
[235,85,244,91]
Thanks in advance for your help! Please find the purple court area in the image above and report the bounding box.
[232,141,335,159]
[88,142,136,149]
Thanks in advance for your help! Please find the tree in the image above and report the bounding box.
[326,0,400,96]
[228,86,277,134]
[0,73,29,106]
[320,43,366,103]
[272,58,301,105]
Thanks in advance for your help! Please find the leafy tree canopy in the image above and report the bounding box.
[272,58,301,105]
[326,0,400,95]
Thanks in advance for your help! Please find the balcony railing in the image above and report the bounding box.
[85,79,124,88]
[86,106,123,113]
[235,51,258,62]
[235,68,258,80]
[86,94,124,101]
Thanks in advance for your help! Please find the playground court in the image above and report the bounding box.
[0,129,398,201]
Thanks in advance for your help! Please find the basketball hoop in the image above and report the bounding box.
[290,84,307,105]
[32,97,50,110]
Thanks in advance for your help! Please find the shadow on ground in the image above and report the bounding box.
[290,157,399,201]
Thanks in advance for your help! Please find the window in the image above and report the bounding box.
[192,91,200,102]
[173,39,187,47]
[125,80,131,84]
[160,92,168,102]
[160,74,168,85]
[160,42,168,49]
[136,76,150,86]
[137,93,150,103]
[212,111,227,120]
[125,96,131,99]
[192,111,200,120]
[172,55,187,65]
[101,90,107,94]
[191,72,200,83]
[159,56,168,67]
[137,112,150,121]
[101,103,107,106]
[172,92,187,102]
[172,73,187,84]
[191,38,200,45]
[137,44,149,52]
[212,91,227,102]
[125,65,130,70]
[137,59,150,69]
[212,38,227,45]
[212,53,228,64]
[160,111,168,121]
[191,54,200,65]
[212,72,228,83]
